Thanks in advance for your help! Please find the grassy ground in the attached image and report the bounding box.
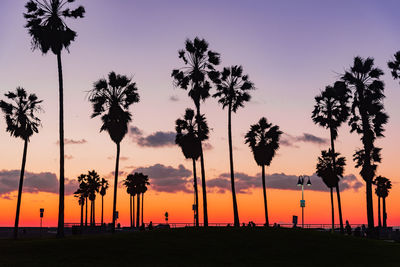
[0,227,399,266]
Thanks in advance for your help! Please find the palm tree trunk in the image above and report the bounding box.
[56,52,65,238]
[192,158,199,227]
[13,138,28,239]
[101,195,104,226]
[377,196,381,227]
[366,180,374,229]
[228,107,240,227]
[141,193,144,226]
[132,195,135,228]
[261,165,269,226]
[112,142,120,231]
[93,199,96,226]
[196,105,208,227]
[330,187,335,233]
[90,200,93,226]
[130,195,133,228]
[383,197,387,228]
[85,197,88,227]
[136,193,140,228]
[80,202,84,227]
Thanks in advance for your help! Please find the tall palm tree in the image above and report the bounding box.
[86,170,101,226]
[89,71,140,230]
[0,87,42,239]
[175,108,209,227]
[388,51,400,83]
[171,37,220,226]
[374,176,392,228]
[312,81,350,233]
[24,0,85,238]
[342,57,389,229]
[123,174,137,228]
[211,65,255,227]
[245,117,282,226]
[316,150,346,232]
[99,178,109,226]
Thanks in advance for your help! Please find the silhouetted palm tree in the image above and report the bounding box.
[342,57,389,229]
[133,173,149,228]
[86,170,101,226]
[316,150,346,232]
[89,71,140,230]
[99,178,109,226]
[137,175,149,227]
[73,187,85,227]
[175,108,209,227]
[172,37,220,226]
[0,87,42,239]
[312,81,350,233]
[245,117,282,226]
[374,176,392,228]
[123,174,137,228]
[211,65,255,227]
[388,51,400,83]
[24,0,85,238]
[77,174,89,227]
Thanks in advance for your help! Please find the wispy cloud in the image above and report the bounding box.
[56,138,87,145]
[130,126,175,147]
[281,133,328,147]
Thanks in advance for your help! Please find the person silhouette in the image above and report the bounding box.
[345,220,352,235]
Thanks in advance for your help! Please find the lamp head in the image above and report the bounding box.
[307,177,312,186]
[297,177,302,186]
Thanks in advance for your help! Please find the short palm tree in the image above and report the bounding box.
[245,117,282,226]
[316,150,346,232]
[312,81,350,233]
[134,173,149,228]
[99,178,109,226]
[388,51,400,83]
[342,57,389,229]
[86,170,101,226]
[0,87,42,239]
[89,71,140,230]
[171,37,220,226]
[73,187,85,227]
[374,176,392,228]
[211,65,255,227]
[123,174,137,228]
[137,175,149,227]
[175,108,209,227]
[76,173,89,226]
[24,0,85,238]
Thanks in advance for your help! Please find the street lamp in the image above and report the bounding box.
[297,175,311,228]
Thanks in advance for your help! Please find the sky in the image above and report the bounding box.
[0,0,399,227]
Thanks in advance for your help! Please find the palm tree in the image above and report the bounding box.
[245,117,282,226]
[341,57,389,229]
[312,81,350,233]
[171,37,220,226]
[89,71,140,230]
[77,174,89,227]
[137,174,149,227]
[73,187,85,227]
[211,65,255,227]
[133,173,149,228]
[99,178,109,226]
[374,176,392,228]
[388,51,400,83]
[316,150,346,232]
[24,0,85,238]
[175,108,209,227]
[0,87,42,239]
[123,174,137,228]
[86,170,101,226]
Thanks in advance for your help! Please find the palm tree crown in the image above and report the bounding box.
[171,37,220,108]
[0,87,42,141]
[89,71,140,144]
[374,176,392,199]
[24,0,85,54]
[388,51,400,82]
[175,108,209,160]
[316,150,346,188]
[86,170,101,201]
[99,178,109,197]
[245,117,282,166]
[212,65,255,112]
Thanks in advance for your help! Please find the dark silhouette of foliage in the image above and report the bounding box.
[89,71,140,231]
[0,87,42,239]
[341,56,389,229]
[316,150,346,232]
[24,0,85,238]
[388,51,400,83]
[86,170,101,226]
[211,65,255,227]
[374,176,392,228]
[312,81,350,233]
[172,37,220,226]
[245,117,282,226]
[123,174,137,228]
[175,108,209,226]
[99,178,109,225]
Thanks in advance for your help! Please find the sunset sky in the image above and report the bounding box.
[0,0,399,227]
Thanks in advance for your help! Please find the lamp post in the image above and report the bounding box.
[297,175,311,228]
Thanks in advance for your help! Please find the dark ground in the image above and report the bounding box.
[0,227,399,266]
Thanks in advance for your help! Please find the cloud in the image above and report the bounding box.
[169,95,179,102]
[64,154,73,160]
[107,156,129,161]
[281,133,328,147]
[130,126,175,147]
[131,164,192,193]
[207,172,363,194]
[203,142,213,151]
[56,138,87,145]
[0,170,78,198]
